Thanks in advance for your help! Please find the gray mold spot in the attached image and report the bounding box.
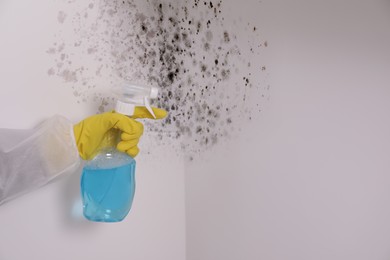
[57,11,67,24]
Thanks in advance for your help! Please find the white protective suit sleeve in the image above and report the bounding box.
[0,115,81,205]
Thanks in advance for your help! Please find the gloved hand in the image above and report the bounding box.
[73,107,167,160]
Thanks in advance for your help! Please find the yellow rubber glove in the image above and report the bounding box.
[74,107,167,160]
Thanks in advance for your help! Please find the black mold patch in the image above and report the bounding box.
[48,0,270,157]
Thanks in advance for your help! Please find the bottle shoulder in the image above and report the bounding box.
[84,148,135,170]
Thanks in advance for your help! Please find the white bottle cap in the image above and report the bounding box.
[115,100,135,116]
[115,85,159,118]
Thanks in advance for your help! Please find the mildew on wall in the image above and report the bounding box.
[48,0,269,157]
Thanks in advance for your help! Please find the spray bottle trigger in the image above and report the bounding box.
[144,96,156,118]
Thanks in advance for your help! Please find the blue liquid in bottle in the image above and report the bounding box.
[81,148,136,222]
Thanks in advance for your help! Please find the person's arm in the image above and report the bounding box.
[0,107,166,205]
[0,115,80,205]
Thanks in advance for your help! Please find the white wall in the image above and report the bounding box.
[2,0,390,259]
[186,0,390,259]
[0,1,185,259]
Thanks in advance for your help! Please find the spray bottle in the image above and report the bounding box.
[80,84,159,222]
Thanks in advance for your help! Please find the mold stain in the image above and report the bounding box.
[47,0,270,157]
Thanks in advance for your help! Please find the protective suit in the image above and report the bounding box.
[0,107,167,205]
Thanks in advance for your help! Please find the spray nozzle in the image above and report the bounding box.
[115,84,159,118]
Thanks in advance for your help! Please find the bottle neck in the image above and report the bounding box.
[115,100,136,116]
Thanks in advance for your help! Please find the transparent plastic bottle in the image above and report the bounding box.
[80,83,159,223]
[81,147,135,222]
